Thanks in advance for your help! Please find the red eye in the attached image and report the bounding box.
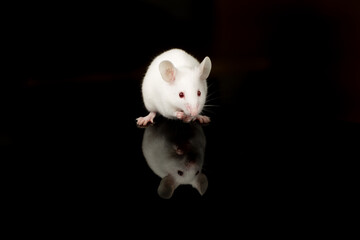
[197,90,201,96]
[179,92,184,98]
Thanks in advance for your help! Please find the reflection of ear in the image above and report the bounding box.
[159,60,176,83]
[199,57,212,80]
[192,173,208,196]
[158,175,179,199]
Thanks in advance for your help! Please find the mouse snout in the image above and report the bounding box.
[185,157,197,167]
[188,158,196,164]
[185,104,199,117]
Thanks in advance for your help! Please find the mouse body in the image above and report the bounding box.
[137,48,212,126]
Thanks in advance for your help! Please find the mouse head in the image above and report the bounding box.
[159,57,212,117]
[157,143,208,199]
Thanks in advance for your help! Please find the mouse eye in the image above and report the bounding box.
[195,171,200,176]
[177,170,183,176]
[197,90,201,97]
[179,92,184,98]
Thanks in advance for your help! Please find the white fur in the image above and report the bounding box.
[142,120,208,199]
[141,48,211,120]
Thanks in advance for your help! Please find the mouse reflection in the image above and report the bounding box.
[141,119,208,199]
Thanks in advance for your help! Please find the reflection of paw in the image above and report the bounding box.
[195,115,211,124]
[174,145,184,155]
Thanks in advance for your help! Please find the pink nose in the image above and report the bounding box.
[186,105,198,117]
[190,109,198,117]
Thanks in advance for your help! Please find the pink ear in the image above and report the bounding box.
[159,60,176,83]
[199,57,212,80]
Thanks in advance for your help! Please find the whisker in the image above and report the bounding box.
[201,106,218,115]
[205,92,218,101]
[202,82,222,116]
[207,81,215,88]
[205,97,222,107]
[204,104,220,107]
[206,94,221,101]
[208,94,220,100]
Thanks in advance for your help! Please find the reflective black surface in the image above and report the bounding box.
[5,73,359,204]
[4,1,360,226]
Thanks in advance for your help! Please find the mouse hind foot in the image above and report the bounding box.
[136,112,156,126]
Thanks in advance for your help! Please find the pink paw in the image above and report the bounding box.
[176,111,194,123]
[195,115,211,124]
[175,111,185,120]
[136,112,156,126]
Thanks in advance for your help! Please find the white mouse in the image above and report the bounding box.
[141,119,208,199]
[136,48,212,126]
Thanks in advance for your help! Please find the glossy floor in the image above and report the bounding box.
[4,78,358,206]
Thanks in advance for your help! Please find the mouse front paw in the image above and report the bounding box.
[175,111,185,120]
[195,115,211,124]
[175,111,193,122]
[136,111,156,126]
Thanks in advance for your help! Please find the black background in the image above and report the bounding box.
[3,0,360,230]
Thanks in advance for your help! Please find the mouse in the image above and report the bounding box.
[136,48,212,126]
[141,119,208,199]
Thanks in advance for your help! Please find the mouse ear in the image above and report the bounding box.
[192,173,208,196]
[158,175,179,199]
[159,60,177,83]
[199,57,212,80]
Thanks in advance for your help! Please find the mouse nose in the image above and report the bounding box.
[185,157,197,167]
[188,158,196,163]
[190,110,198,117]
[186,104,199,117]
